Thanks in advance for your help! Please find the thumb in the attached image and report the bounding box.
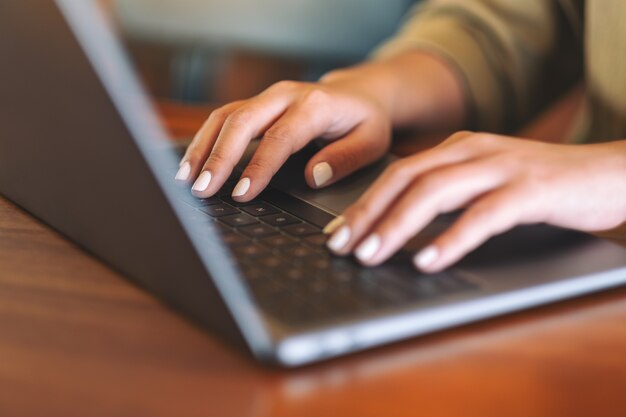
[304,122,390,189]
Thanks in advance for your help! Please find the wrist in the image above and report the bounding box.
[321,51,467,131]
[319,61,399,121]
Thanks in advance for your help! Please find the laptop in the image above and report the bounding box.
[2,0,626,367]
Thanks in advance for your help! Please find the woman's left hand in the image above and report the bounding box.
[323,131,626,273]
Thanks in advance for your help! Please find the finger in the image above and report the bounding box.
[175,101,243,184]
[303,119,390,189]
[325,134,479,253]
[231,91,344,200]
[347,159,508,265]
[191,91,295,197]
[414,187,527,273]
[346,132,478,213]
[232,87,369,200]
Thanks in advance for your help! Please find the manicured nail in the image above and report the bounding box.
[232,177,251,197]
[323,215,345,235]
[312,162,333,187]
[327,226,351,252]
[414,245,439,270]
[355,234,381,262]
[175,161,191,181]
[192,171,212,192]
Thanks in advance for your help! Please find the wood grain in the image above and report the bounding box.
[1,93,626,416]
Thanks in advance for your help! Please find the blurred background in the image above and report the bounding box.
[104,0,415,104]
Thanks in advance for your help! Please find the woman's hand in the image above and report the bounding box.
[324,132,626,273]
[175,80,391,201]
[174,52,468,201]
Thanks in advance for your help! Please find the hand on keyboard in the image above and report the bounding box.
[174,79,391,202]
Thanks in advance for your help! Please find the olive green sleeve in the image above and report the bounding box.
[373,0,583,132]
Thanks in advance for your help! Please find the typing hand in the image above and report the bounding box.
[324,132,626,273]
[175,80,391,201]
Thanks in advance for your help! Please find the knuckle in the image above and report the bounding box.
[471,132,499,147]
[386,159,411,179]
[299,87,329,107]
[413,174,444,197]
[264,124,294,147]
[444,130,474,144]
[270,80,299,92]
[246,159,271,174]
[226,108,255,128]
[209,105,231,122]
[207,150,229,166]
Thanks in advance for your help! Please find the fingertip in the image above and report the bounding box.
[312,162,333,188]
[354,234,381,264]
[175,161,191,182]
[413,245,440,272]
[232,177,251,198]
[231,189,258,203]
[326,225,351,253]
[191,171,214,197]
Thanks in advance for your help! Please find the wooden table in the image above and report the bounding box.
[2,93,626,417]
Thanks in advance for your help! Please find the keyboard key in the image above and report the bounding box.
[262,213,301,227]
[221,231,248,246]
[258,255,288,269]
[304,233,327,248]
[220,195,257,207]
[241,203,280,217]
[283,223,320,237]
[233,243,271,257]
[284,266,306,281]
[281,245,318,262]
[199,202,240,217]
[179,193,221,207]
[220,213,258,227]
[261,234,298,248]
[305,256,332,271]
[239,223,279,238]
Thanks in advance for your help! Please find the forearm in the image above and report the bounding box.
[320,51,467,132]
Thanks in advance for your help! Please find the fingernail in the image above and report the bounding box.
[414,245,439,270]
[175,161,191,181]
[323,215,345,235]
[313,162,333,187]
[192,171,212,192]
[355,234,381,263]
[327,226,351,252]
[232,177,251,197]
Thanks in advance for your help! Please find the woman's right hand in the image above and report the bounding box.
[174,79,392,202]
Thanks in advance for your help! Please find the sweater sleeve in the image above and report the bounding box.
[373,0,583,132]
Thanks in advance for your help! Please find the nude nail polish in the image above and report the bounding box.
[175,161,191,181]
[414,246,439,270]
[355,234,381,262]
[327,226,351,252]
[232,177,251,197]
[313,162,333,187]
[192,171,212,192]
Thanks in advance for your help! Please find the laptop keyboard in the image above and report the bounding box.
[178,180,476,327]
